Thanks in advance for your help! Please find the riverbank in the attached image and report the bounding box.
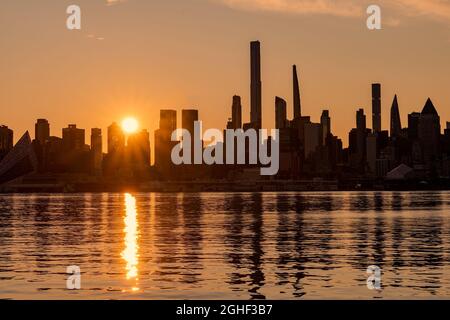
[1,176,449,193]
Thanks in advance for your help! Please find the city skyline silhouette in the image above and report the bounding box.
[2,1,450,149]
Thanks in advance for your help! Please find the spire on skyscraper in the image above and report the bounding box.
[293,65,301,119]
[390,95,402,137]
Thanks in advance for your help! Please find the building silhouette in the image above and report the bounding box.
[293,65,301,119]
[321,110,331,145]
[231,95,242,130]
[250,41,262,130]
[0,132,38,184]
[419,98,441,172]
[107,122,125,154]
[155,110,177,179]
[62,124,85,152]
[35,119,50,146]
[91,128,103,175]
[275,97,287,129]
[390,95,402,138]
[0,125,13,161]
[372,83,381,133]
[1,40,450,187]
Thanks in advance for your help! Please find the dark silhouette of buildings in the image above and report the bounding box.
[182,109,199,165]
[250,41,262,130]
[91,128,102,175]
[1,40,450,188]
[390,95,402,138]
[155,110,177,179]
[372,83,381,133]
[0,132,38,184]
[128,130,150,166]
[107,122,125,154]
[0,125,13,161]
[231,95,242,130]
[275,97,287,129]
[35,119,50,146]
[419,99,441,171]
[62,124,85,151]
[321,110,331,145]
[293,65,301,119]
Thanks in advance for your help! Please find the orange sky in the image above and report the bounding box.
[1,0,450,154]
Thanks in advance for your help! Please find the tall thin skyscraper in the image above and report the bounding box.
[250,41,262,129]
[372,83,381,133]
[390,95,402,138]
[321,110,331,145]
[293,65,301,119]
[231,95,242,129]
[35,119,50,146]
[356,108,367,162]
[91,128,103,174]
[275,97,287,129]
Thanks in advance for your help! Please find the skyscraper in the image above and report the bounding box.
[62,124,85,151]
[0,125,13,160]
[0,131,38,184]
[231,95,242,130]
[91,128,103,174]
[356,108,367,164]
[128,129,150,167]
[35,119,50,146]
[275,97,287,129]
[182,109,199,164]
[155,110,177,172]
[182,109,199,137]
[372,83,381,133]
[390,95,402,138]
[293,65,301,119]
[419,98,441,165]
[321,110,331,145]
[304,123,321,158]
[408,112,421,140]
[250,41,262,129]
[107,122,125,154]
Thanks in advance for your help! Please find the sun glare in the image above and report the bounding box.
[122,117,139,134]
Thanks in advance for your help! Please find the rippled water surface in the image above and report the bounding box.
[1,191,450,299]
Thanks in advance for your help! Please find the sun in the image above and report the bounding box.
[122,117,139,134]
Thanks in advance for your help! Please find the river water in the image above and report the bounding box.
[1,191,449,299]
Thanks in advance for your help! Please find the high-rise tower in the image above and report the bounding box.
[390,95,402,138]
[35,119,50,146]
[275,97,287,129]
[293,65,301,119]
[372,83,381,133]
[250,41,262,129]
[231,95,242,129]
[321,110,331,145]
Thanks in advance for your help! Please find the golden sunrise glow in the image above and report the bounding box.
[121,117,139,134]
[121,193,139,291]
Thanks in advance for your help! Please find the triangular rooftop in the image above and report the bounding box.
[421,98,438,116]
